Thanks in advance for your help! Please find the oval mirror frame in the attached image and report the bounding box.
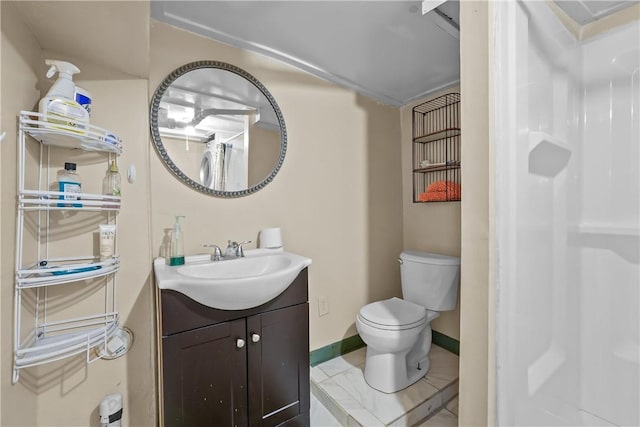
[149,60,287,198]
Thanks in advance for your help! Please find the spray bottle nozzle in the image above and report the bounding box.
[44,59,81,80]
[45,66,57,79]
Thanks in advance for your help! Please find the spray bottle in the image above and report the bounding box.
[38,59,89,134]
[169,216,186,266]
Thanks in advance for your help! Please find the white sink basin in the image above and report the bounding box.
[153,250,312,310]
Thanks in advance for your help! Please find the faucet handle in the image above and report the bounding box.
[203,244,222,261]
[237,240,252,257]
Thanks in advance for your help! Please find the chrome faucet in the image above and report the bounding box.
[203,244,223,261]
[224,240,251,259]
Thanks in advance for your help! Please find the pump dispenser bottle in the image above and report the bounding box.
[38,59,89,134]
[169,216,186,266]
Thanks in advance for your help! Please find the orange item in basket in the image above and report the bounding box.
[418,180,461,202]
[418,191,446,202]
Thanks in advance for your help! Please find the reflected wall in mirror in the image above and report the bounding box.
[150,61,286,197]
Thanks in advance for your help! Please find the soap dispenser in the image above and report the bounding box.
[169,215,186,266]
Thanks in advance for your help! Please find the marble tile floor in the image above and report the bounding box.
[311,394,458,427]
[310,345,459,426]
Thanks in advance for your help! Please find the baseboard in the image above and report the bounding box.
[310,330,459,366]
[432,330,460,355]
[309,335,365,366]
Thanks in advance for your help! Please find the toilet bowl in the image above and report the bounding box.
[356,251,460,394]
[356,297,440,393]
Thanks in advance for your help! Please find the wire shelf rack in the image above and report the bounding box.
[13,111,122,384]
[412,93,461,203]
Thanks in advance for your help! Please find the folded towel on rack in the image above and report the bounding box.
[418,191,446,202]
[426,180,461,196]
[418,180,461,202]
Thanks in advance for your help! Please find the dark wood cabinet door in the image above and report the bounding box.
[162,319,248,427]
[247,304,310,427]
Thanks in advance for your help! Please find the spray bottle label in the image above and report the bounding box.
[44,99,88,134]
[75,87,92,116]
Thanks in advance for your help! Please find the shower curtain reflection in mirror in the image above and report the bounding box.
[200,141,232,191]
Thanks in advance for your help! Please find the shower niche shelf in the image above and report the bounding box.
[412,92,461,203]
[528,131,571,177]
[12,111,123,384]
[568,223,640,237]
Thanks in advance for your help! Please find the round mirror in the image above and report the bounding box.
[150,61,286,197]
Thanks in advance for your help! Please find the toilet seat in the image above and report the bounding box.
[358,297,427,331]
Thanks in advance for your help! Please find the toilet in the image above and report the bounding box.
[356,250,460,393]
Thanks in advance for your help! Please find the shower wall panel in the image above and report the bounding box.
[578,21,639,426]
[495,2,639,426]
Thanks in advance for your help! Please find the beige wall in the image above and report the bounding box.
[248,124,281,187]
[1,4,155,426]
[400,88,462,341]
[161,135,207,180]
[458,1,493,426]
[1,3,41,425]
[149,21,403,351]
[33,79,154,427]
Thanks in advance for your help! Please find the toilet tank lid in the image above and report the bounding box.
[400,250,460,266]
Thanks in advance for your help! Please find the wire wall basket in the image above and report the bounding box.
[412,92,461,203]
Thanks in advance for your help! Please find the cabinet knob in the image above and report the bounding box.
[236,338,245,348]
[251,333,261,343]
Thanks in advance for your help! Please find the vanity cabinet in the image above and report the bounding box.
[159,269,310,427]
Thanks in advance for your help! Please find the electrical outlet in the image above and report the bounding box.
[318,296,329,317]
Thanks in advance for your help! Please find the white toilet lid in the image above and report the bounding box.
[359,297,427,328]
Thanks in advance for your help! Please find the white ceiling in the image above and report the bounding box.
[11,0,637,108]
[151,1,461,107]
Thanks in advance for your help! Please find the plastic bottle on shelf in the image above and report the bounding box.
[38,59,89,135]
[57,162,82,207]
[102,160,121,197]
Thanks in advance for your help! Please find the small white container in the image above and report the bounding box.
[99,393,122,427]
[259,227,282,249]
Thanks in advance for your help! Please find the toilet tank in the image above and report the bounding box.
[400,251,460,311]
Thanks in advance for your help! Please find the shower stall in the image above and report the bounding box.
[494,2,639,426]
